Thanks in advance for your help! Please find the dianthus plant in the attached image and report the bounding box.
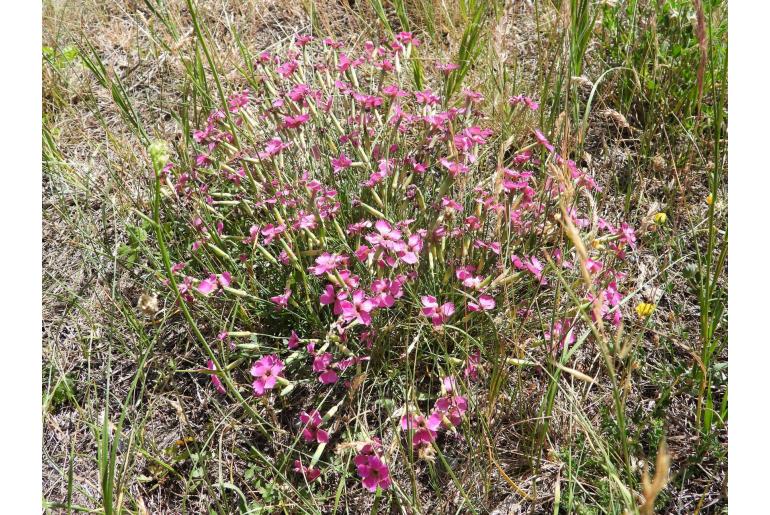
[150,31,638,496]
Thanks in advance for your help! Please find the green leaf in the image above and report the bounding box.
[62,45,79,63]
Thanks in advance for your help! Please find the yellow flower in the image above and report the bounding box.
[636,302,655,318]
[706,193,713,205]
[652,212,667,225]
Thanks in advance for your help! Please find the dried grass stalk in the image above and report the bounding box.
[639,439,671,515]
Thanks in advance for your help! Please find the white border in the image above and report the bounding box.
[730,0,770,511]
[0,2,42,508]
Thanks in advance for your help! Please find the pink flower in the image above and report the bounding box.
[331,153,352,174]
[370,276,406,308]
[469,294,496,312]
[591,280,623,326]
[243,225,260,244]
[544,319,576,352]
[554,248,574,269]
[319,284,337,306]
[421,295,438,313]
[436,62,460,75]
[513,149,532,164]
[511,255,547,285]
[427,411,445,432]
[195,153,211,167]
[585,259,603,275]
[335,355,369,371]
[294,34,314,47]
[313,352,339,384]
[292,212,317,231]
[398,234,422,265]
[293,460,321,482]
[354,453,391,492]
[619,222,637,249]
[433,394,468,428]
[261,223,286,245]
[339,290,375,326]
[525,256,547,284]
[438,304,457,320]
[509,94,539,111]
[197,274,218,295]
[479,294,496,310]
[336,52,355,72]
[257,51,273,65]
[193,126,212,144]
[421,295,455,326]
[463,88,484,104]
[464,216,481,230]
[352,92,383,111]
[207,359,225,394]
[400,413,437,447]
[374,59,394,72]
[464,350,480,381]
[250,355,285,396]
[415,88,440,105]
[443,376,458,394]
[439,157,469,177]
[442,197,464,212]
[196,273,231,295]
[175,276,194,302]
[404,160,424,174]
[276,59,298,77]
[382,84,407,98]
[365,220,401,251]
[309,252,346,276]
[534,129,555,152]
[258,137,291,159]
[395,31,419,46]
[270,288,292,309]
[287,330,300,350]
[454,126,493,152]
[323,37,343,48]
[299,410,329,444]
[354,245,372,262]
[456,266,482,289]
[228,90,250,112]
[283,113,310,129]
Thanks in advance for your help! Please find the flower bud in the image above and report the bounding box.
[148,140,170,171]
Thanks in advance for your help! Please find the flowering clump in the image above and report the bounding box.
[156,32,642,496]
